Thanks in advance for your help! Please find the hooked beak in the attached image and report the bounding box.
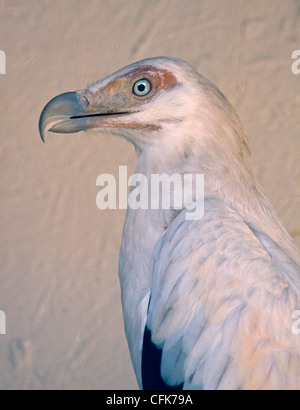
[39,91,131,143]
[39,92,87,143]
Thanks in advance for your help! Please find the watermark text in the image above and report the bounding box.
[96,166,204,220]
[0,310,6,335]
[0,50,6,75]
[292,310,300,335]
[291,50,300,75]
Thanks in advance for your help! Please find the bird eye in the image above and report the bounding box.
[133,79,152,97]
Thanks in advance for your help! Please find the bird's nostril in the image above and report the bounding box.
[80,95,90,107]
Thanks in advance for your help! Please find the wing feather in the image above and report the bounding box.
[145,200,300,390]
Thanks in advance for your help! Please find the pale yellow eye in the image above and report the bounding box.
[133,79,152,96]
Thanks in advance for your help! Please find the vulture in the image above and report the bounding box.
[39,57,300,390]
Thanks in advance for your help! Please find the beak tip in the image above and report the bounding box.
[38,91,84,142]
[39,115,46,143]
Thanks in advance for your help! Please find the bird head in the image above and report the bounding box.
[40,58,198,143]
[39,57,250,176]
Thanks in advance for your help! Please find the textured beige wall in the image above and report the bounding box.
[0,0,299,390]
